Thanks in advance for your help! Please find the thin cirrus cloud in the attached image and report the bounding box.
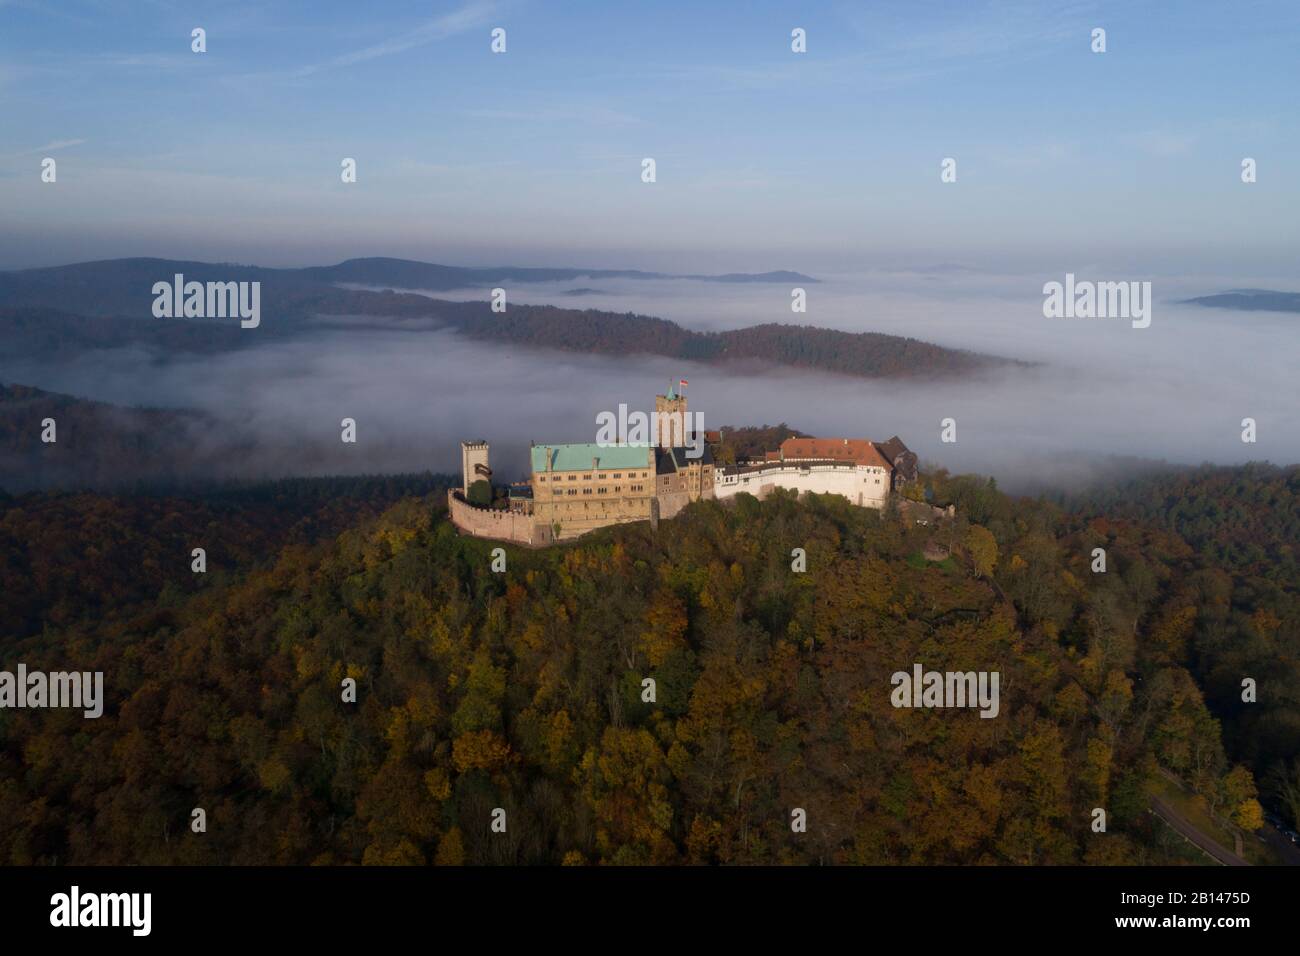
[5,138,86,158]
[234,0,503,82]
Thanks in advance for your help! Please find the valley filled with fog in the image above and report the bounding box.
[4,268,1297,493]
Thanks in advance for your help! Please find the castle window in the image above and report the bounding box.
[567,489,577,496]
[597,487,607,494]
[583,474,592,480]
[583,488,592,495]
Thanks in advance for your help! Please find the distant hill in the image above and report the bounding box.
[300,256,817,288]
[0,259,1025,380]
[0,258,305,317]
[0,256,817,316]
[403,303,1025,378]
[0,382,225,491]
[0,306,250,360]
[1183,290,1300,313]
[0,382,466,494]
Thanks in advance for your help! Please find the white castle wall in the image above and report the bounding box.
[714,462,890,508]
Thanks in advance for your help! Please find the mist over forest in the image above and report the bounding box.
[2,265,1295,493]
[4,0,1300,895]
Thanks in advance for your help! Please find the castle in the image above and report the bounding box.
[447,383,917,547]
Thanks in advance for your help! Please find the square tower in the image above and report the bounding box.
[655,382,688,448]
[461,440,490,495]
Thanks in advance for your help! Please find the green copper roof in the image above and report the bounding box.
[666,382,677,400]
[531,442,653,473]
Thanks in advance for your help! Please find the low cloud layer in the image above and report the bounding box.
[3,269,1296,493]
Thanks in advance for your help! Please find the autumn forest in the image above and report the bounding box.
[2,462,1296,865]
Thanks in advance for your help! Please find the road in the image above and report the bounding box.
[1148,794,1250,866]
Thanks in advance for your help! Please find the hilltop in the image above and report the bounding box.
[1,464,1292,863]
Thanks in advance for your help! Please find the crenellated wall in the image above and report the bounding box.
[447,491,553,547]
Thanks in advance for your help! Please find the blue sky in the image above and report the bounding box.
[1,0,1297,274]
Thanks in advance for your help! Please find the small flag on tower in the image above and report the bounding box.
[679,378,688,388]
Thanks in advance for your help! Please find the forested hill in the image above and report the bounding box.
[1072,464,1300,774]
[0,257,816,315]
[400,301,1022,378]
[1,466,1287,865]
[0,383,221,492]
[0,296,1019,381]
[0,473,455,640]
[0,383,244,492]
[1183,290,1300,313]
[0,382,454,492]
[0,259,1022,381]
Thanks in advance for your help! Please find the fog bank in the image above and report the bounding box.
[3,270,1296,493]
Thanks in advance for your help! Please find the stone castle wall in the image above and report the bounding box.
[656,490,691,520]
[447,491,554,547]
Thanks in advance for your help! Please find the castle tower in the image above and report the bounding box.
[461,440,490,495]
[655,381,688,448]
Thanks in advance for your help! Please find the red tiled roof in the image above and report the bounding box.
[779,437,892,470]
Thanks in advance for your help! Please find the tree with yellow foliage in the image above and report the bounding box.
[1221,765,1263,831]
[964,524,998,578]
